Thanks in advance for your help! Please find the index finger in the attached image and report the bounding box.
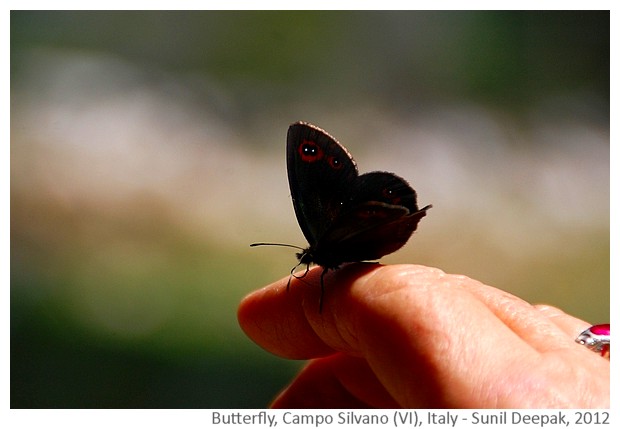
[237,263,569,359]
[238,263,607,407]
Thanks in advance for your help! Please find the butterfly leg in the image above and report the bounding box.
[287,262,311,292]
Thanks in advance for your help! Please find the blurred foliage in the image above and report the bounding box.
[11,10,609,408]
[11,11,609,116]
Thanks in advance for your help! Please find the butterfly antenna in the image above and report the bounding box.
[250,242,305,250]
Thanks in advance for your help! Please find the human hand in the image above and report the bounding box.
[238,263,609,408]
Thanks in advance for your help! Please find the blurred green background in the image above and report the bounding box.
[11,11,609,408]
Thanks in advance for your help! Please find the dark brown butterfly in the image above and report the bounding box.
[252,121,431,311]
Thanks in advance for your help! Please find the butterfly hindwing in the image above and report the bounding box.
[317,172,430,263]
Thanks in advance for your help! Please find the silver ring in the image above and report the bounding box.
[575,324,610,359]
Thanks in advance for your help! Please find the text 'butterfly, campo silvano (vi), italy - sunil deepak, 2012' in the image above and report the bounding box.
[251,121,432,312]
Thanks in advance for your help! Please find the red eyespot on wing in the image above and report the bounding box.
[327,156,343,170]
[382,187,401,205]
[299,140,324,162]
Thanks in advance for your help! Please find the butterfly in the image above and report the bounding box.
[252,121,431,311]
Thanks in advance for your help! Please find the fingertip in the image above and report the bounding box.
[237,272,335,359]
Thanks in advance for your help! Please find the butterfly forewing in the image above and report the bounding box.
[286,122,358,246]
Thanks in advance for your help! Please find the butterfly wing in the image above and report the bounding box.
[315,172,431,263]
[286,122,358,246]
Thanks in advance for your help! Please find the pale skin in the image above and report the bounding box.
[237,263,610,408]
